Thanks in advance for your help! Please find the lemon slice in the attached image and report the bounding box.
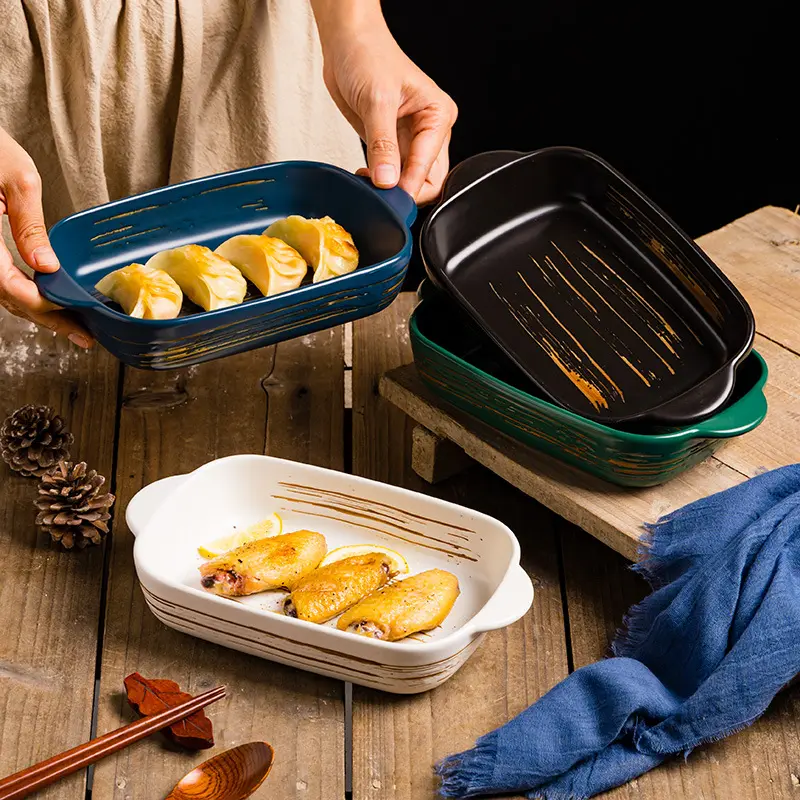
[319,544,409,577]
[197,513,283,558]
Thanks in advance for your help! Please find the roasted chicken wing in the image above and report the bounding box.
[284,553,392,624]
[199,530,326,597]
[336,569,459,641]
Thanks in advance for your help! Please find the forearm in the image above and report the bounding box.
[309,0,386,50]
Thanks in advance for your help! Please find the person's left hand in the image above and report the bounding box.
[318,10,457,205]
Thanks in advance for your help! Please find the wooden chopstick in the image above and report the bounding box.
[0,684,226,800]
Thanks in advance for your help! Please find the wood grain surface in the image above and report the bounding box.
[1,207,798,800]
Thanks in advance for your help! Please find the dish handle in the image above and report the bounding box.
[34,268,96,308]
[691,388,768,439]
[462,565,534,635]
[440,150,525,201]
[125,474,188,536]
[357,175,417,228]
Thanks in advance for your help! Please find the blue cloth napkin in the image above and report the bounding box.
[436,464,800,799]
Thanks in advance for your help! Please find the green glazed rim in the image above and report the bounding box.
[409,296,768,445]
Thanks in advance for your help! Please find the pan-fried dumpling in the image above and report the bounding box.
[214,235,308,297]
[146,244,247,311]
[264,215,358,283]
[95,263,183,320]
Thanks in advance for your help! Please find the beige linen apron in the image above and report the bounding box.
[0,0,365,265]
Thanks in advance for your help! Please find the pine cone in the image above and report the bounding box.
[34,461,115,550]
[1,405,74,477]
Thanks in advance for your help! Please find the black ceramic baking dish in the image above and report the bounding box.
[420,148,755,427]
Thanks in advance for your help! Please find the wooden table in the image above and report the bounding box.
[1,206,799,800]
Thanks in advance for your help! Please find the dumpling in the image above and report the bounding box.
[264,215,359,283]
[214,234,308,297]
[95,263,183,320]
[146,244,247,311]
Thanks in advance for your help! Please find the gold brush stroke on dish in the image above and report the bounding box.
[574,257,679,365]
[130,308,359,365]
[276,482,475,535]
[552,241,678,370]
[419,368,597,458]
[523,248,662,400]
[142,586,474,669]
[93,226,166,248]
[197,178,274,195]
[89,225,134,241]
[147,607,459,688]
[283,509,477,562]
[104,264,403,347]
[107,282,401,368]
[537,254,654,386]
[419,352,600,450]
[270,495,475,553]
[417,360,717,479]
[487,229,718,412]
[426,361,707,466]
[141,586,480,687]
[489,282,613,411]
[604,186,724,325]
[94,204,164,224]
[579,243,701,347]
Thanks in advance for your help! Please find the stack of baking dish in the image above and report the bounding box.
[412,148,766,487]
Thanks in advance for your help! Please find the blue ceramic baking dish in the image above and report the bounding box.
[37,161,417,370]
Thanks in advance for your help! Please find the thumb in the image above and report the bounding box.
[5,167,60,273]
[363,99,401,189]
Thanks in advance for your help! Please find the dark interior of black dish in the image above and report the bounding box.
[415,290,761,434]
[421,148,754,426]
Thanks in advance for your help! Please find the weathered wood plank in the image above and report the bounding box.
[380,365,743,561]
[0,311,119,798]
[92,329,345,799]
[411,425,473,484]
[561,522,800,798]
[712,334,800,478]
[699,206,800,353]
[351,295,569,800]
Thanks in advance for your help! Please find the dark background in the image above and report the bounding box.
[383,3,799,287]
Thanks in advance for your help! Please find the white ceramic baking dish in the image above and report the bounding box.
[127,454,534,694]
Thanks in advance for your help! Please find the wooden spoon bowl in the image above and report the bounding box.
[166,742,274,800]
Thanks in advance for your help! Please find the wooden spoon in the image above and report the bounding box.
[165,742,274,800]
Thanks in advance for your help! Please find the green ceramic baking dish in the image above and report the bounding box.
[410,288,768,488]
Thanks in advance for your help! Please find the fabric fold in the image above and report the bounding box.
[1,0,365,230]
[437,465,800,799]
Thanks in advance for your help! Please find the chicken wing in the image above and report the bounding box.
[199,530,326,597]
[284,553,392,624]
[337,569,459,641]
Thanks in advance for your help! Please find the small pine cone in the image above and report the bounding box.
[34,461,115,550]
[1,405,74,477]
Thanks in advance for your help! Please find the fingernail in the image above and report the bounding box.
[374,165,398,186]
[33,246,60,270]
[68,333,90,349]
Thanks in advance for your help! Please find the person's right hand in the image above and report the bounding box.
[0,128,92,347]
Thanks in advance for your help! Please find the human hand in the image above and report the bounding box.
[0,128,92,347]
[312,2,457,205]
